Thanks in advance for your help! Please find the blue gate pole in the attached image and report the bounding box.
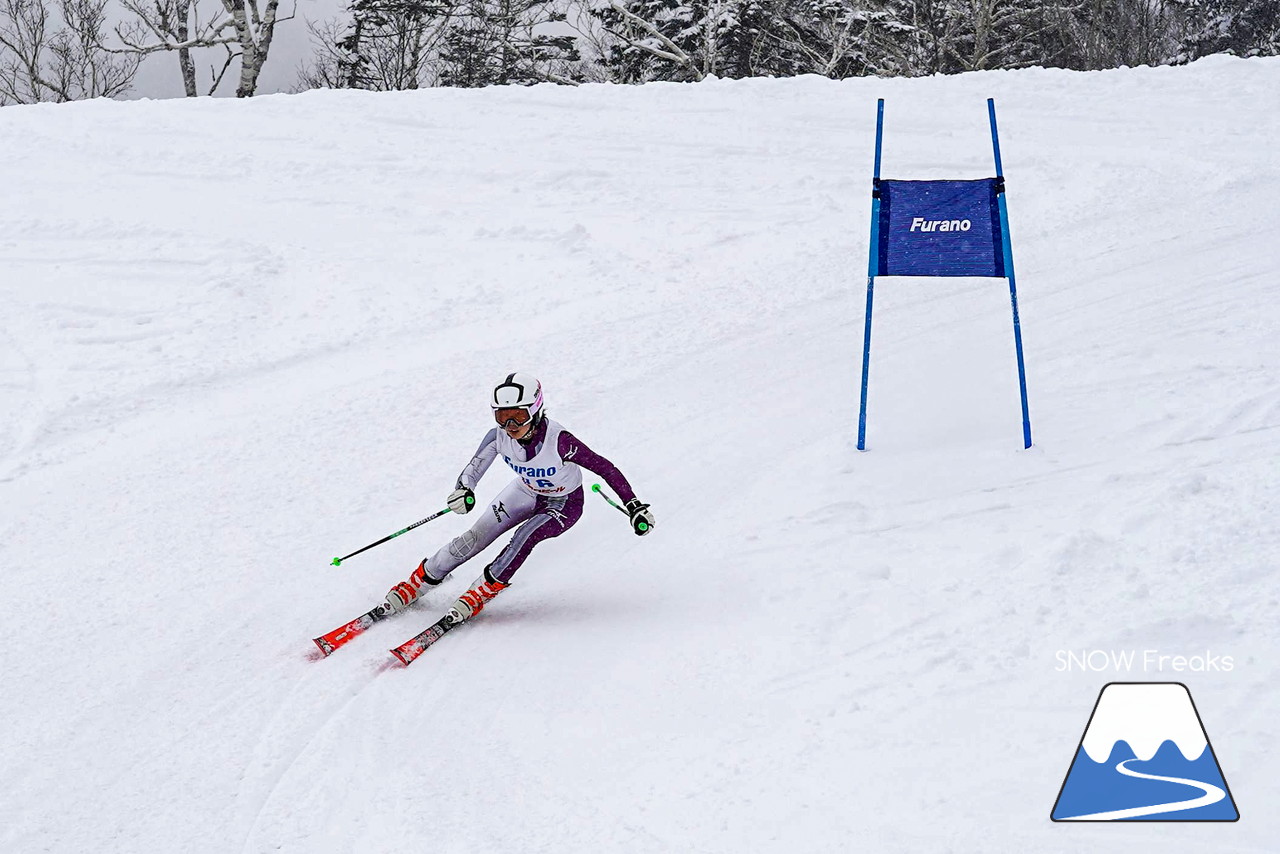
[987,98,1033,449]
[857,99,885,451]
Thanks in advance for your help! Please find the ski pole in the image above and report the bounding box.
[591,483,649,533]
[331,503,466,566]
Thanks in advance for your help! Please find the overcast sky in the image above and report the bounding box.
[127,0,347,99]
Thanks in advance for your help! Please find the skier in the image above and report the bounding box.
[384,372,654,624]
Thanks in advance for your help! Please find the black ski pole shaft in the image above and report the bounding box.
[591,483,627,514]
[331,507,453,566]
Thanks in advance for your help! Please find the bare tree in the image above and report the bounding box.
[0,0,50,102]
[110,0,294,97]
[297,0,583,93]
[114,1,238,96]
[1,0,139,105]
[220,0,291,96]
[294,14,344,89]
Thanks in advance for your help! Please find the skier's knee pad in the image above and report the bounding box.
[448,531,479,561]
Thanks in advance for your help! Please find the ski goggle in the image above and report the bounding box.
[495,407,532,428]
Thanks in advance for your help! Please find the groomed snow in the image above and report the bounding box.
[2,56,1277,852]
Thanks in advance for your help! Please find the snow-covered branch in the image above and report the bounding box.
[604,0,704,80]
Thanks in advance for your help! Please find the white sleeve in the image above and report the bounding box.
[456,429,499,491]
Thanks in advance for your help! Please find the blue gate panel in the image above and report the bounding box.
[877,178,1006,278]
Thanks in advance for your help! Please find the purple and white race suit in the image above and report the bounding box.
[421,417,636,584]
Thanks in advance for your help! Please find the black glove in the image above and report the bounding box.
[448,486,475,515]
[625,498,654,536]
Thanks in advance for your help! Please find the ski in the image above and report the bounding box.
[390,611,465,665]
[312,603,394,656]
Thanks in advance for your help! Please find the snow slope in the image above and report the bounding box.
[2,57,1277,852]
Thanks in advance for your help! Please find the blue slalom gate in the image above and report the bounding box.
[857,99,1032,450]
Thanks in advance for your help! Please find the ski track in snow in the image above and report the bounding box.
[2,57,1279,853]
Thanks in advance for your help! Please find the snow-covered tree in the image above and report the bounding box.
[1052,0,1181,68]
[299,0,574,92]
[935,0,1090,72]
[305,0,1278,92]
[1172,0,1279,61]
[331,0,458,90]
[590,0,926,82]
[438,0,580,86]
[766,0,912,78]
[595,0,792,81]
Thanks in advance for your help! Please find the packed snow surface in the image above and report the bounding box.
[2,57,1278,852]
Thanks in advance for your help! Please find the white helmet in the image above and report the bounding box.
[492,372,544,428]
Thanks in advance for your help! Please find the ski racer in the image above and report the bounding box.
[384,372,654,623]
